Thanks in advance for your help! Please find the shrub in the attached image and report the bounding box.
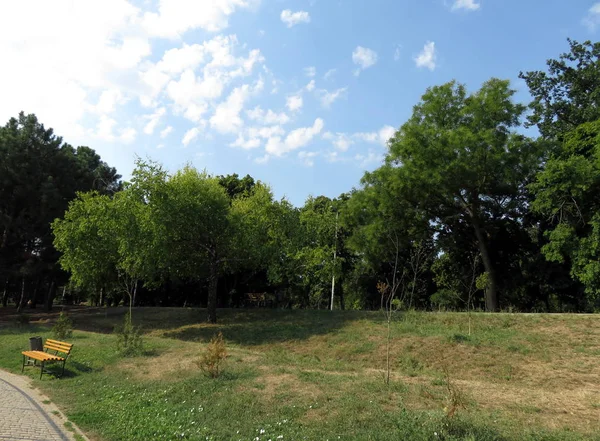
[52,312,73,340]
[197,332,227,378]
[115,313,143,357]
[16,313,30,326]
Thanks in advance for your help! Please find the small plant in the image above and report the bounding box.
[197,332,227,378]
[442,364,467,418]
[52,312,73,340]
[16,313,30,326]
[115,313,143,357]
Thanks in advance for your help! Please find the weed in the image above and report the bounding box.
[442,364,467,418]
[197,332,227,378]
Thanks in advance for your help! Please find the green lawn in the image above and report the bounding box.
[1,307,599,441]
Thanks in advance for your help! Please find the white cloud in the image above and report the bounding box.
[119,127,137,144]
[160,126,173,138]
[280,9,311,28]
[231,135,262,149]
[210,84,250,134]
[323,132,353,151]
[323,124,395,151]
[143,107,166,135]
[306,80,316,92]
[414,41,437,71]
[324,69,337,81]
[451,0,480,11]
[142,0,256,37]
[394,45,402,61]
[298,151,318,167]
[0,2,259,144]
[153,35,264,122]
[254,154,270,164]
[355,150,384,168]
[304,66,316,77]
[230,124,286,150]
[583,3,600,31]
[94,89,126,115]
[319,87,347,108]
[265,118,324,156]
[352,46,378,75]
[246,106,290,125]
[182,127,200,146]
[286,94,303,112]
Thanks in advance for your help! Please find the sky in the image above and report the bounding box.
[1,0,599,206]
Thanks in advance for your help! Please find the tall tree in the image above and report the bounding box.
[383,79,540,311]
[531,120,600,307]
[0,112,120,309]
[520,39,600,141]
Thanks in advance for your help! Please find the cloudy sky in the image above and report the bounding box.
[1,0,599,205]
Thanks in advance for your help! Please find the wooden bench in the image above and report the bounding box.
[22,339,73,379]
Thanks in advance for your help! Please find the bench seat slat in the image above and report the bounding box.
[21,351,65,362]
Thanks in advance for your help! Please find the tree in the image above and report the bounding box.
[1,112,120,310]
[531,120,600,306]
[52,192,120,299]
[522,40,600,309]
[520,39,600,141]
[383,79,540,311]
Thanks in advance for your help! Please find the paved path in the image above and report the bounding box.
[0,369,88,441]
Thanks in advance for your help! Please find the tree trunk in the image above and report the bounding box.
[339,285,345,311]
[472,221,499,312]
[44,280,55,312]
[16,277,26,313]
[207,259,219,324]
[1,278,8,307]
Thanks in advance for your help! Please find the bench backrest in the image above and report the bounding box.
[44,339,73,356]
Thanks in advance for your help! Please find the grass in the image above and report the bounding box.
[1,307,599,440]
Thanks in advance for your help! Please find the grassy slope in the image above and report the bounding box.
[1,307,599,441]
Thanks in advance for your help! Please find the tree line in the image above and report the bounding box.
[2,39,600,321]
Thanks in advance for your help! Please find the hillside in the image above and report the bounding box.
[1,308,599,440]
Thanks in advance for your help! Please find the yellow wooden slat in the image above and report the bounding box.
[44,342,71,350]
[44,346,71,355]
[22,351,64,362]
[46,339,73,349]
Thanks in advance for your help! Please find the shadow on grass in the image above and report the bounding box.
[162,309,368,345]
[4,306,380,345]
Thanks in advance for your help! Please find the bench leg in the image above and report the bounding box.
[40,361,44,380]
[22,355,25,373]
[61,360,66,378]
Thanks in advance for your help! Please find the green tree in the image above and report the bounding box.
[520,39,600,141]
[531,120,600,306]
[383,79,540,311]
[1,112,120,310]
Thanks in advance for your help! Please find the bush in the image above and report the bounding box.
[197,332,227,378]
[52,312,73,340]
[115,313,143,357]
[16,314,30,326]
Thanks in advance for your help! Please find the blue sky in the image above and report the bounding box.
[1,0,599,205]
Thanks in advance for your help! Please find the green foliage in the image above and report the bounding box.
[115,313,143,357]
[15,313,29,326]
[531,120,600,305]
[380,79,540,311]
[520,39,600,140]
[197,332,227,378]
[52,312,73,340]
